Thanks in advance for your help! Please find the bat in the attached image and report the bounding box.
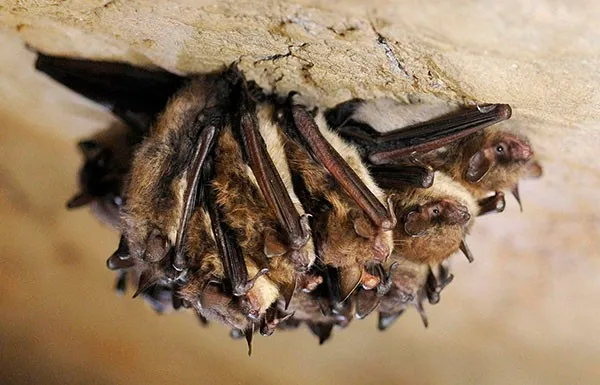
[326,98,542,211]
[37,52,541,351]
[65,122,133,228]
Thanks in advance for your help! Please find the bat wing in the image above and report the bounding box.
[35,52,185,132]
[332,104,512,165]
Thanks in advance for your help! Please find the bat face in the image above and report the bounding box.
[402,199,471,236]
[390,172,477,265]
[465,131,543,193]
[66,122,138,227]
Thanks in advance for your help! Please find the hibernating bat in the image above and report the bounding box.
[326,98,542,212]
[36,51,541,351]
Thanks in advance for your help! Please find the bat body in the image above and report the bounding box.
[327,98,541,209]
[66,122,138,227]
[37,53,542,349]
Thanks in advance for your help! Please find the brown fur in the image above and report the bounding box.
[212,127,294,313]
[283,137,388,269]
[440,130,539,199]
[378,257,429,315]
[122,75,229,262]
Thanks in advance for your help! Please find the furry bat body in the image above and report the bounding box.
[66,122,135,228]
[327,98,542,209]
[37,53,541,350]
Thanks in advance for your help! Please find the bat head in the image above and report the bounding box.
[376,258,430,329]
[464,131,543,195]
[66,139,122,209]
[403,199,471,237]
[390,173,477,265]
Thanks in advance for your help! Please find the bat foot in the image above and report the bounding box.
[379,195,398,231]
[233,267,270,297]
[426,264,454,305]
[360,271,381,291]
[288,213,312,250]
[478,191,506,216]
[374,261,398,297]
[259,308,294,336]
[301,274,323,293]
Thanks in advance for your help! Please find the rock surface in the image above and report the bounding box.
[0,1,599,384]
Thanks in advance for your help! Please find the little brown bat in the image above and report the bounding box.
[326,98,541,212]
[65,122,133,228]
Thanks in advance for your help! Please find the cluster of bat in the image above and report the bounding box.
[36,52,542,354]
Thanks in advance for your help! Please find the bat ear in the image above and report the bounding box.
[263,232,288,258]
[307,322,334,345]
[77,140,100,157]
[465,149,492,183]
[355,288,380,319]
[524,160,543,179]
[378,310,405,331]
[66,192,93,209]
[403,209,429,237]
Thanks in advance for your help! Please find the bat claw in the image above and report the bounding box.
[114,271,128,295]
[375,261,398,297]
[426,265,454,305]
[378,310,405,331]
[289,213,312,250]
[477,191,505,216]
[415,300,429,328]
[459,239,474,263]
[260,308,295,336]
[232,267,269,297]
[132,270,157,298]
[245,323,255,356]
[511,184,523,212]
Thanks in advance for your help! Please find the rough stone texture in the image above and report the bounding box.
[0,1,599,384]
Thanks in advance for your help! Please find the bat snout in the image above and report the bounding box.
[507,136,533,161]
[443,200,471,226]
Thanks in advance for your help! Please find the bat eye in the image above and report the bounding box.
[495,144,506,155]
[433,208,440,215]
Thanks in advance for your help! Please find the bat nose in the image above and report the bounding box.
[510,141,533,160]
[454,203,471,225]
